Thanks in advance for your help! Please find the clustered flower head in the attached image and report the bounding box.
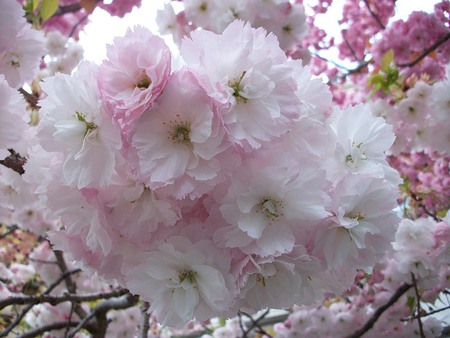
[275,214,450,338]
[23,20,404,328]
[371,6,450,82]
[157,0,308,51]
[0,1,45,88]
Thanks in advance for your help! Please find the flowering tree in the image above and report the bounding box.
[0,0,449,337]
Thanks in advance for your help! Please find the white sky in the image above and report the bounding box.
[79,0,440,64]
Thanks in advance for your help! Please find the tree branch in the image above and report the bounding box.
[0,288,128,310]
[344,283,412,338]
[18,88,39,108]
[54,250,87,320]
[398,32,450,68]
[362,0,386,29]
[67,293,139,338]
[16,321,80,338]
[0,149,27,175]
[139,302,150,338]
[0,269,81,338]
[411,273,426,338]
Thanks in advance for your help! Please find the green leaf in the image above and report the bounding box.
[40,0,59,22]
[406,296,416,312]
[381,49,394,72]
[367,74,385,86]
[32,0,40,11]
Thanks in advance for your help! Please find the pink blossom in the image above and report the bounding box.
[98,26,171,127]
[125,238,236,327]
[130,69,232,198]
[181,20,300,150]
[38,62,123,189]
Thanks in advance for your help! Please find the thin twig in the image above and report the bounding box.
[342,30,359,61]
[362,0,385,29]
[411,273,426,338]
[0,224,19,240]
[67,293,139,338]
[69,14,89,38]
[0,289,128,310]
[0,269,80,338]
[398,32,450,68]
[54,251,87,320]
[17,321,81,338]
[139,302,150,338]
[18,88,39,108]
[0,149,27,175]
[54,3,82,16]
[344,283,412,338]
[238,309,273,338]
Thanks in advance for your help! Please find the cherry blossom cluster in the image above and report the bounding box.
[157,0,308,51]
[388,151,450,220]
[0,1,46,88]
[372,67,450,155]
[17,20,402,328]
[40,31,84,77]
[274,214,450,338]
[371,5,450,82]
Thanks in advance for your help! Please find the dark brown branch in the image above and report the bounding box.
[54,251,88,320]
[342,30,359,61]
[0,224,19,240]
[411,273,426,338]
[344,283,412,338]
[139,302,150,338]
[0,149,27,175]
[18,88,39,108]
[398,32,450,68]
[17,321,80,338]
[0,269,81,338]
[404,303,450,321]
[0,288,128,310]
[238,309,273,338]
[362,0,385,29]
[54,3,82,16]
[67,293,139,338]
[69,13,89,38]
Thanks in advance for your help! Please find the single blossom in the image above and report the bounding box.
[38,62,122,189]
[98,26,171,127]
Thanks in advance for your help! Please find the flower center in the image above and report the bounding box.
[136,75,151,90]
[178,270,197,284]
[165,116,191,145]
[229,71,248,103]
[76,111,97,136]
[345,141,367,168]
[256,197,283,223]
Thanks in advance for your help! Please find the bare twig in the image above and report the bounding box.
[0,269,81,337]
[398,32,450,68]
[139,302,150,338]
[17,321,81,338]
[238,309,273,338]
[0,288,128,310]
[403,304,450,321]
[54,3,82,16]
[69,14,89,38]
[362,0,386,29]
[344,283,412,338]
[0,149,27,175]
[18,88,39,108]
[0,224,19,240]
[67,293,139,338]
[54,251,87,320]
[411,273,426,338]
[342,30,359,61]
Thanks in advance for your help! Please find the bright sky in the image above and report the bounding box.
[79,0,441,63]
